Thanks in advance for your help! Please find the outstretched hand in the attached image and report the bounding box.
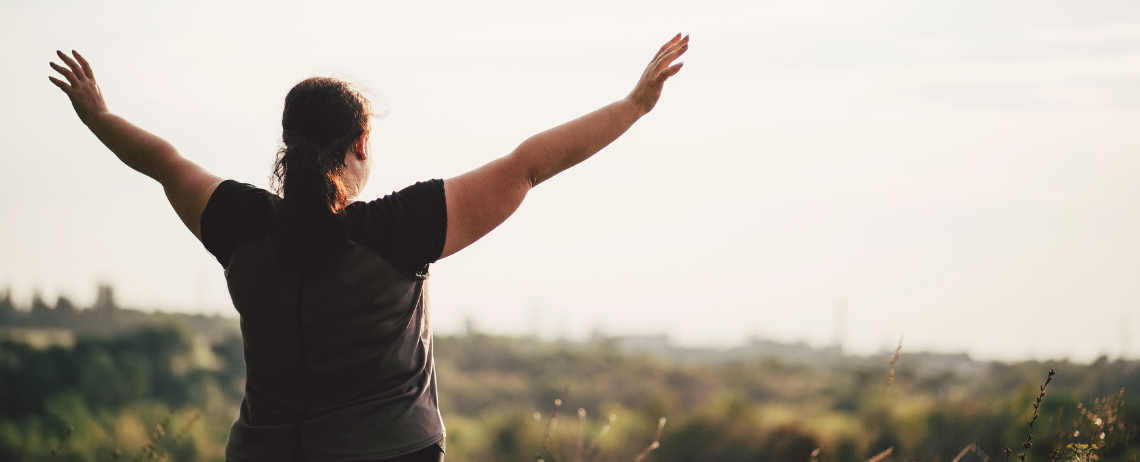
[627,33,689,113]
[49,50,108,124]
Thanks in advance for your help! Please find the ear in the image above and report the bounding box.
[352,132,368,160]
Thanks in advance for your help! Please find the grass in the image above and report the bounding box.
[534,393,666,462]
[19,411,200,462]
[10,334,1137,462]
[525,341,1136,462]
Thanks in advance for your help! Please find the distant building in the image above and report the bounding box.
[94,284,117,311]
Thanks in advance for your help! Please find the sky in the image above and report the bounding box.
[2,0,1140,362]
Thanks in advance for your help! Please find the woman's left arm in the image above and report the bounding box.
[50,50,223,241]
[438,34,688,259]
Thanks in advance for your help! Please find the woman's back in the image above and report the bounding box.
[202,180,447,461]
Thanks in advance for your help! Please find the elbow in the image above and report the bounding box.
[526,171,543,188]
[149,145,187,185]
[511,140,553,188]
[506,144,545,188]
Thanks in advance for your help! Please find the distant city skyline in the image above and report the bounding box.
[4,0,1140,362]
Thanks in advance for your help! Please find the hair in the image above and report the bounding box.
[271,77,372,247]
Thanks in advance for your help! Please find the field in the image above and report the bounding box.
[0,322,1137,462]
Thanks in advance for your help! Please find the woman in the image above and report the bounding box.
[49,33,688,462]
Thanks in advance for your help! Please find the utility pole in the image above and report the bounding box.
[832,293,848,352]
[1123,313,1130,361]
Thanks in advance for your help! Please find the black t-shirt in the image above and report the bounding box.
[200,179,448,275]
[200,179,450,461]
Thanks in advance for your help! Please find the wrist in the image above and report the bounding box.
[622,96,653,117]
[79,109,110,127]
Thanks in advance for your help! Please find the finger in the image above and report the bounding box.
[651,47,688,86]
[653,42,688,71]
[653,62,684,87]
[666,35,690,56]
[56,50,84,81]
[654,33,683,59]
[652,34,685,62]
[653,37,689,67]
[661,35,689,53]
[48,76,72,94]
[73,50,94,79]
[50,62,79,87]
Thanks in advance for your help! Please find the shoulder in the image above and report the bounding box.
[201,180,278,267]
[350,179,445,215]
[345,179,447,275]
[202,180,277,226]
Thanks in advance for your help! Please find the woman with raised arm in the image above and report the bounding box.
[49,33,688,462]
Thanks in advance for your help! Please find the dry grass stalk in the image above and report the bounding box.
[876,337,903,412]
[868,338,903,457]
[950,444,973,462]
[575,408,587,462]
[550,416,563,462]
[539,398,627,462]
[130,414,171,462]
[631,417,667,462]
[174,412,201,442]
[537,397,565,462]
[587,414,616,462]
[950,442,989,462]
[45,425,73,462]
[147,411,202,461]
[1015,369,1055,462]
[865,446,893,462]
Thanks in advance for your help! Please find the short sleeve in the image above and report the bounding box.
[200,180,276,267]
[345,179,448,276]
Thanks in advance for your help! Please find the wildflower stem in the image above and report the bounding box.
[1016,369,1055,462]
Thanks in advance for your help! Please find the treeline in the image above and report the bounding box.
[1,329,1137,462]
[0,288,238,342]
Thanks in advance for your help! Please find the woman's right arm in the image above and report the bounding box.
[50,50,223,241]
[439,34,689,258]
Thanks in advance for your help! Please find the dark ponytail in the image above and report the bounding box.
[271,77,371,248]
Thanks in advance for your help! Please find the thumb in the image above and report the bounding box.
[656,63,684,85]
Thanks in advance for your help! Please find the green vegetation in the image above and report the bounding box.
[0,327,1136,462]
[0,326,243,461]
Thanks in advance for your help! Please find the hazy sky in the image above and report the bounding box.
[3,0,1140,362]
